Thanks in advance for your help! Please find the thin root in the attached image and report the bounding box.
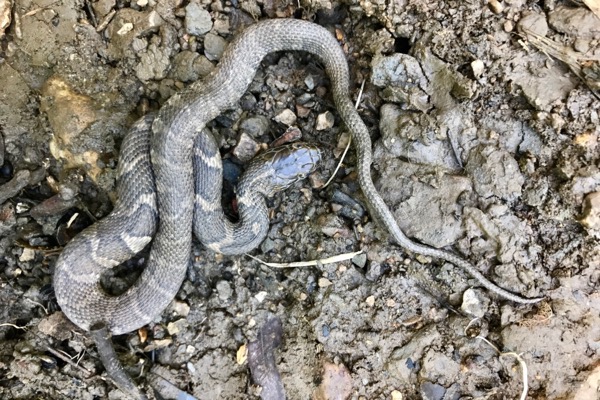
[476,336,530,400]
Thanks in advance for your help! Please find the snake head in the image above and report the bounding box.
[245,142,321,196]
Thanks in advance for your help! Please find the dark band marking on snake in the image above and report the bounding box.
[54,19,541,337]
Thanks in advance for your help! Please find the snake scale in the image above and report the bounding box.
[54,18,541,337]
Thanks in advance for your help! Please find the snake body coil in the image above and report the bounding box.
[54,19,540,337]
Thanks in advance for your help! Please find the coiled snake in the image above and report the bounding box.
[53,18,541,338]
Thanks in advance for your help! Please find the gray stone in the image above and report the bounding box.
[204,33,227,61]
[581,191,600,230]
[420,350,460,386]
[240,93,257,111]
[232,132,260,162]
[273,109,297,126]
[216,280,233,301]
[304,74,316,90]
[420,382,446,400]
[351,252,367,269]
[185,2,212,36]
[507,60,576,111]
[460,288,490,318]
[213,18,230,35]
[330,189,365,220]
[517,11,548,37]
[365,261,388,282]
[523,178,548,207]
[316,111,335,131]
[239,116,269,138]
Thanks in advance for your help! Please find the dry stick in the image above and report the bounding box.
[44,345,95,378]
[476,336,530,400]
[322,78,366,188]
[246,250,362,269]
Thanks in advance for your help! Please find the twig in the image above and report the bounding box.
[476,336,530,400]
[44,345,94,378]
[322,79,366,188]
[246,250,362,269]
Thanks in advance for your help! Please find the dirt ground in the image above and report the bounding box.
[1,0,600,399]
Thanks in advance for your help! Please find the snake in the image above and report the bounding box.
[53,18,541,337]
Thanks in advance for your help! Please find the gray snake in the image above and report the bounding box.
[53,18,541,337]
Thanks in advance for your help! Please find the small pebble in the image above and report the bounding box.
[168,300,190,317]
[166,319,188,335]
[487,0,504,14]
[240,93,257,110]
[460,288,489,318]
[352,252,367,268]
[19,248,35,262]
[313,362,353,400]
[254,291,267,303]
[304,75,316,90]
[471,59,484,79]
[366,261,388,282]
[316,111,335,130]
[296,104,310,118]
[421,381,446,400]
[232,132,260,162]
[517,11,549,37]
[318,277,332,288]
[365,295,375,307]
[204,33,227,61]
[274,108,297,126]
[239,116,270,138]
[581,191,600,230]
[216,280,233,301]
[330,189,365,219]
